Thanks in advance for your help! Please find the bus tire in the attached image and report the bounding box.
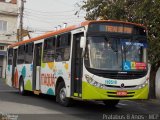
[56,82,72,107]
[19,78,26,95]
[103,100,119,107]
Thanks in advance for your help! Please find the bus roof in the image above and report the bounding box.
[9,20,145,48]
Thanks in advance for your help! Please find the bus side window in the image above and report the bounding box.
[17,45,25,64]
[43,37,55,62]
[8,48,13,65]
[55,32,71,61]
[25,43,34,64]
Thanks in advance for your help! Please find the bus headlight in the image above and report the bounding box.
[85,74,93,84]
[85,74,105,89]
[137,80,148,89]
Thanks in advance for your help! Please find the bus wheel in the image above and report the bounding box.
[19,78,26,95]
[103,100,119,107]
[56,82,72,107]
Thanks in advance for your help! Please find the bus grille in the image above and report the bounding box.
[105,85,137,88]
[96,71,147,80]
[107,95,134,98]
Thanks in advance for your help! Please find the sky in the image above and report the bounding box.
[21,0,85,37]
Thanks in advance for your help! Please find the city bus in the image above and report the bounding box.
[6,20,149,107]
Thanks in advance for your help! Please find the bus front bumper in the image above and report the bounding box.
[82,82,149,100]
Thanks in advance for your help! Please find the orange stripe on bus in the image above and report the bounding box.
[9,20,145,48]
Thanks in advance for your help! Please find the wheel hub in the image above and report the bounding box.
[20,83,23,93]
[60,88,66,102]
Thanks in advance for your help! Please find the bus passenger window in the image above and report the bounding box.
[25,43,34,64]
[17,45,25,64]
[55,33,71,62]
[43,37,55,62]
[8,48,13,65]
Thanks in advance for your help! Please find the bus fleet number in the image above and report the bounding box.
[105,80,117,85]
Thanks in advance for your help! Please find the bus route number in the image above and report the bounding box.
[105,80,117,85]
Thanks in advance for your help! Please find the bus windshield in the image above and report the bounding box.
[86,36,147,71]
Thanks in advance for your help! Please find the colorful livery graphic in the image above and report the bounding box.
[6,20,149,107]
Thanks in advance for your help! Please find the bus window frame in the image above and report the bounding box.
[8,48,13,65]
[55,32,71,62]
[25,42,34,64]
[17,45,25,64]
[43,36,56,63]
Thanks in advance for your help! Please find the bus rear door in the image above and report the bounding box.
[33,43,42,91]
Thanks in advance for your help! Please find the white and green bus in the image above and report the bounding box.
[6,20,149,107]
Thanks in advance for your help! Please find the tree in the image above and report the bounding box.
[78,0,160,98]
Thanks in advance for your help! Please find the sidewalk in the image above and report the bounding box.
[145,99,160,104]
[134,99,160,106]
[0,78,17,91]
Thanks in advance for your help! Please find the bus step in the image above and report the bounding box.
[33,90,41,95]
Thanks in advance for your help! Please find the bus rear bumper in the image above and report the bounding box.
[82,82,149,100]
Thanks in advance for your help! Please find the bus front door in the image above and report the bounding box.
[33,43,42,91]
[71,33,84,98]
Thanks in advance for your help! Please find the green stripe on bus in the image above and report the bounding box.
[74,93,78,97]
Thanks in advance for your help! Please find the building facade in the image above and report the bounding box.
[0,0,18,78]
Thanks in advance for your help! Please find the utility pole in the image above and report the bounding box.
[19,0,24,41]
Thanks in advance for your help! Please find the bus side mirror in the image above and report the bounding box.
[80,36,86,57]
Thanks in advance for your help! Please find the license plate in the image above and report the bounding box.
[117,91,127,96]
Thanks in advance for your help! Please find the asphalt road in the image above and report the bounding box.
[0,79,160,120]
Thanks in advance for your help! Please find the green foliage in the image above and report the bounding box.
[80,0,127,20]
[79,0,160,98]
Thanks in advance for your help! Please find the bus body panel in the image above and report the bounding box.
[10,63,33,91]
[16,64,25,88]
[12,66,19,88]
[40,61,55,95]
[40,61,71,96]
[23,64,33,91]
[6,64,12,87]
